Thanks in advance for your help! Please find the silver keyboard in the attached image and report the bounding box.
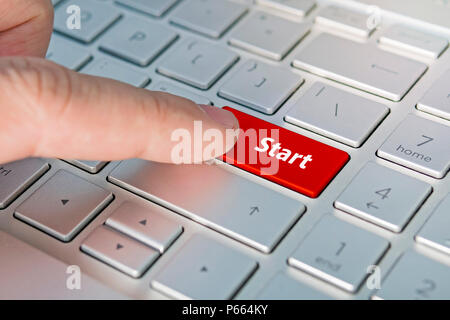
[0,0,449,299]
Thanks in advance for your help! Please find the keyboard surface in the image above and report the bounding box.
[0,0,449,300]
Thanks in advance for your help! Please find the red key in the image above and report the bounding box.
[222,107,349,198]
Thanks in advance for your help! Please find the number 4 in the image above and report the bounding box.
[375,188,391,200]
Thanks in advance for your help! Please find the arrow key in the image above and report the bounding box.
[106,202,183,253]
[335,162,431,232]
[81,225,159,278]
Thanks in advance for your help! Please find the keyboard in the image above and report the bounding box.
[0,0,449,299]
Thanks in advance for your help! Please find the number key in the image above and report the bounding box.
[335,162,432,232]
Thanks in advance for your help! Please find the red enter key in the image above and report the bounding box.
[222,107,349,198]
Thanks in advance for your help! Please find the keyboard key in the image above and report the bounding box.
[54,0,121,44]
[257,0,316,18]
[288,215,389,292]
[81,58,150,87]
[81,225,159,278]
[150,81,212,105]
[293,33,428,101]
[222,107,349,198]
[170,0,247,38]
[315,5,374,38]
[115,0,179,17]
[99,16,178,67]
[15,170,113,242]
[52,0,62,5]
[46,35,92,70]
[152,235,257,299]
[0,231,126,299]
[379,25,448,59]
[0,159,49,209]
[157,39,238,89]
[373,251,450,300]
[106,202,182,253]
[285,82,388,147]
[65,160,108,174]
[335,162,432,232]
[377,114,450,178]
[218,60,303,114]
[417,69,450,121]
[257,273,332,300]
[229,11,309,60]
[108,159,304,253]
[416,194,450,255]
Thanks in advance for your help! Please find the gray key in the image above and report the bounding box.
[379,25,448,59]
[65,160,108,174]
[157,39,238,90]
[150,81,212,105]
[170,0,247,38]
[417,69,450,121]
[81,58,150,87]
[335,162,431,232]
[152,235,257,299]
[0,159,49,209]
[54,0,121,44]
[81,225,159,278]
[257,0,316,17]
[315,5,374,38]
[288,215,389,292]
[108,159,305,253]
[15,170,113,242]
[229,11,309,60]
[0,231,126,299]
[373,251,450,300]
[106,202,183,253]
[99,17,178,67]
[52,0,62,5]
[46,35,92,70]
[285,83,389,147]
[218,60,303,114]
[257,273,332,300]
[377,114,450,178]
[416,194,450,255]
[115,0,179,17]
[293,33,427,101]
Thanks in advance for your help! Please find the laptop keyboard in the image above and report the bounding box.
[0,0,449,299]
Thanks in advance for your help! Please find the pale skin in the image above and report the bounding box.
[0,0,239,165]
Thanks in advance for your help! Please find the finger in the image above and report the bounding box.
[0,56,239,164]
[0,0,53,57]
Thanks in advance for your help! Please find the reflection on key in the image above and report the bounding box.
[157,39,238,89]
[81,58,150,87]
[285,82,388,147]
[115,0,179,17]
[417,69,450,121]
[99,16,178,67]
[152,235,257,299]
[257,0,316,18]
[170,0,247,38]
[288,215,389,292]
[379,25,448,59]
[377,114,450,178]
[293,33,427,101]
[229,11,309,60]
[416,194,450,255]
[0,159,49,209]
[65,160,108,174]
[150,81,212,105]
[81,225,159,278]
[108,159,304,253]
[218,60,303,114]
[15,170,113,242]
[373,251,450,300]
[54,0,121,43]
[46,35,92,70]
[315,5,375,38]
